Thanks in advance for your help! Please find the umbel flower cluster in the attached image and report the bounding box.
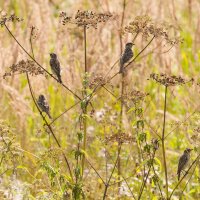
[3,60,45,78]
[59,10,113,29]
[121,89,149,105]
[105,132,135,144]
[150,73,187,86]
[0,12,23,26]
[89,74,107,89]
[124,15,183,45]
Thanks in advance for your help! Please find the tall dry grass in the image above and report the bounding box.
[0,0,200,199]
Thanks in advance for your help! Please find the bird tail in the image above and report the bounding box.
[177,172,180,181]
[58,75,62,84]
[47,112,52,119]
[119,58,123,73]
[119,64,124,73]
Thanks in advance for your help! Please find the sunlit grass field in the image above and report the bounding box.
[0,0,200,199]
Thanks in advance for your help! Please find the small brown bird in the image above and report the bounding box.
[37,94,52,119]
[119,42,134,73]
[177,148,192,180]
[50,53,62,83]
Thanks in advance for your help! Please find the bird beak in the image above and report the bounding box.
[189,149,193,151]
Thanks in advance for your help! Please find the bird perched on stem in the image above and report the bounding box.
[37,94,52,119]
[119,42,134,73]
[50,53,62,83]
[177,148,192,180]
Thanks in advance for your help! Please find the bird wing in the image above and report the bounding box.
[37,98,44,110]
[43,99,50,111]
[121,48,133,64]
[177,154,188,174]
[50,58,54,68]
[119,56,123,67]
[50,59,61,75]
[55,59,61,73]
[37,100,43,110]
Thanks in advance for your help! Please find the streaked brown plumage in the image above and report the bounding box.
[177,148,192,180]
[119,42,134,73]
[37,94,52,119]
[50,53,62,83]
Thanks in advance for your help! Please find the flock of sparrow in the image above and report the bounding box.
[37,43,192,181]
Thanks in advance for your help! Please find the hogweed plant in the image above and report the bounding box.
[150,73,197,199]
[60,10,113,178]
[0,6,200,200]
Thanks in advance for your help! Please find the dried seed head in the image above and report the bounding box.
[59,10,113,29]
[3,60,45,78]
[30,26,39,40]
[150,73,187,87]
[0,12,23,26]
[120,89,149,105]
[124,15,182,44]
[105,132,135,144]
[89,74,107,89]
[125,15,152,36]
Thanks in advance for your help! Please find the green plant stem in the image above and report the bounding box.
[85,158,106,185]
[103,145,122,200]
[152,163,164,198]
[84,25,87,72]
[82,25,88,176]
[138,150,156,200]
[162,86,168,199]
[118,73,124,194]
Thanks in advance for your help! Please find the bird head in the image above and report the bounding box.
[184,148,193,154]
[38,94,45,101]
[50,53,57,58]
[126,42,134,48]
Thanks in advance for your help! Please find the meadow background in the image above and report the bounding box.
[0,0,200,199]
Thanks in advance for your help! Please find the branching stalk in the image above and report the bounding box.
[118,0,126,196]
[138,150,156,200]
[162,86,168,199]
[82,25,88,176]
[103,145,122,200]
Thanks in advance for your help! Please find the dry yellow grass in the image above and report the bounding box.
[0,0,200,199]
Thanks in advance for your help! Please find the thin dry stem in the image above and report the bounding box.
[162,86,168,199]
[82,25,88,176]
